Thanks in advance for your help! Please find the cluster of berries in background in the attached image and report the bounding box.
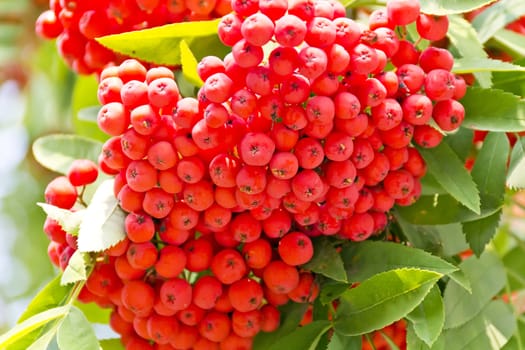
[40,0,467,348]
[34,0,232,74]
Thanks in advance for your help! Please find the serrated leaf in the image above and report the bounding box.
[447,15,491,87]
[302,238,347,283]
[444,252,506,329]
[57,306,99,350]
[18,274,72,323]
[265,321,331,350]
[463,210,502,257]
[334,269,441,336]
[100,338,125,350]
[420,0,497,15]
[180,40,203,88]
[77,179,126,253]
[341,241,458,282]
[406,285,444,347]
[453,57,525,74]
[472,0,525,43]
[326,332,361,350]
[462,87,525,132]
[507,137,525,189]
[37,203,84,235]
[32,134,103,175]
[493,28,525,57]
[77,106,100,123]
[253,302,309,350]
[0,306,69,348]
[418,142,480,214]
[96,20,220,65]
[61,250,88,285]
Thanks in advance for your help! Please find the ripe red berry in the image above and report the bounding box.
[44,176,78,209]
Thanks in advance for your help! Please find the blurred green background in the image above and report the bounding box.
[0,0,96,332]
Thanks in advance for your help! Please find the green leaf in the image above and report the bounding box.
[503,246,525,290]
[0,306,69,348]
[18,274,72,323]
[461,87,525,132]
[419,173,447,196]
[395,193,501,225]
[442,300,515,350]
[453,57,525,74]
[472,0,525,43]
[463,132,508,255]
[326,332,362,350]
[502,311,525,350]
[341,241,458,282]
[37,203,84,235]
[75,301,112,324]
[32,134,103,175]
[493,28,525,57]
[253,302,309,350]
[483,300,516,349]
[463,210,502,257]
[420,0,498,15]
[266,321,331,350]
[180,40,203,88]
[447,15,491,87]
[77,179,126,253]
[492,59,525,95]
[57,306,99,350]
[507,137,525,189]
[100,338,125,350]
[61,250,89,285]
[444,252,506,329]
[418,142,480,214]
[302,238,347,283]
[444,127,474,164]
[394,214,469,257]
[406,285,444,347]
[406,322,446,350]
[27,328,59,350]
[77,106,100,123]
[319,281,350,304]
[471,132,509,207]
[334,268,441,336]
[96,20,220,65]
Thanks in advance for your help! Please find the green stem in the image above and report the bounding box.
[365,333,377,350]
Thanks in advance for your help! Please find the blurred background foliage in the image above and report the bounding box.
[0,0,102,332]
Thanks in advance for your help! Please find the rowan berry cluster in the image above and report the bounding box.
[34,0,232,74]
[40,0,467,348]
